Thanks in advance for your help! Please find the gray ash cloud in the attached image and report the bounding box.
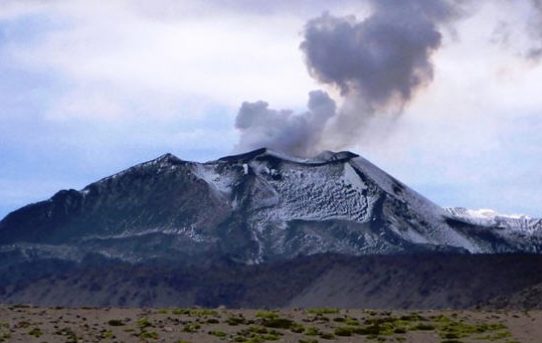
[234,90,336,156]
[526,0,542,61]
[234,0,465,156]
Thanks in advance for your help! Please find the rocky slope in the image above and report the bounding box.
[1,148,541,266]
[1,148,542,308]
[2,253,542,309]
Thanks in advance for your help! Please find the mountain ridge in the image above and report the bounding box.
[1,148,541,267]
[2,253,542,309]
[2,148,542,308]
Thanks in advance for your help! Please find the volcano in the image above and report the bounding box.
[1,148,541,308]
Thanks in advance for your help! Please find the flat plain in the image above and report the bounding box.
[0,305,540,343]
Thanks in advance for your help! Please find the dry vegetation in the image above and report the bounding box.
[1,305,541,343]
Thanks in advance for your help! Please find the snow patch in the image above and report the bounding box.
[449,208,532,220]
[192,164,234,195]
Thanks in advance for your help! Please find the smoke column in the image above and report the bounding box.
[235,0,464,156]
[234,90,336,156]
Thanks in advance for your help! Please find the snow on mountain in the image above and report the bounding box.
[445,207,542,237]
[1,148,542,265]
[448,208,532,220]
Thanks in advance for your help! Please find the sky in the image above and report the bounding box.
[1,0,542,218]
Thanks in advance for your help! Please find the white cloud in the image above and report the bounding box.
[6,1,323,121]
[1,0,542,216]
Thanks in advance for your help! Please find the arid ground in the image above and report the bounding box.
[0,305,540,343]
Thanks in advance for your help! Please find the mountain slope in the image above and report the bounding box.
[2,253,542,309]
[1,148,541,266]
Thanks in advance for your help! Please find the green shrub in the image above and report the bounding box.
[227,316,246,326]
[101,330,114,339]
[54,327,78,343]
[307,308,339,315]
[182,323,201,333]
[334,326,353,336]
[298,339,318,343]
[234,325,283,343]
[138,330,159,339]
[394,327,407,334]
[260,317,294,329]
[107,319,124,326]
[137,317,153,329]
[319,332,335,339]
[305,327,320,336]
[344,317,359,326]
[209,330,227,338]
[256,311,279,320]
[290,322,305,333]
[172,308,190,315]
[28,327,43,337]
[352,325,382,336]
[399,313,425,322]
[0,322,10,343]
[190,308,219,317]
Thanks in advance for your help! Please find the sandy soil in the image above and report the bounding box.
[0,305,539,342]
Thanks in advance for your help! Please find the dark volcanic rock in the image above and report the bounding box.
[1,148,542,308]
[1,148,540,266]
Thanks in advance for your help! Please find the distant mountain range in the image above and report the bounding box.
[1,148,541,308]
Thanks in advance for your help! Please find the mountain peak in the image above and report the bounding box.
[132,152,184,170]
[217,148,359,164]
[218,148,270,162]
[312,150,359,162]
[90,153,184,185]
[154,153,182,163]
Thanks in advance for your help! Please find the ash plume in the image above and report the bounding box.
[301,1,461,111]
[235,0,465,156]
[526,0,542,61]
[234,90,336,156]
